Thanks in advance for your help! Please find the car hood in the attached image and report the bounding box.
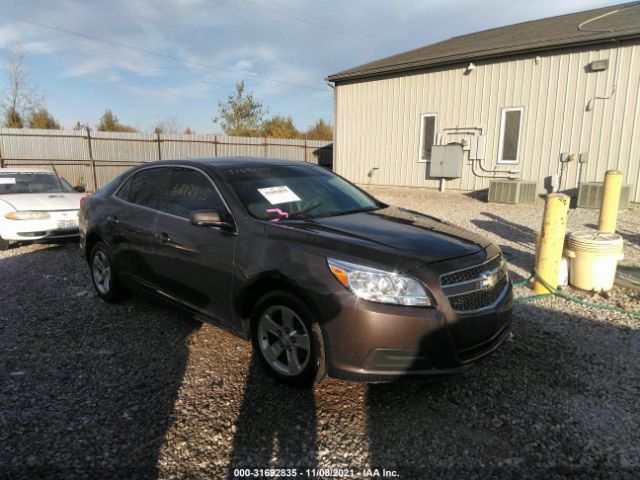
[0,192,84,211]
[282,206,491,265]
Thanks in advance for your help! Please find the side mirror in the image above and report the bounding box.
[73,185,86,193]
[189,209,235,230]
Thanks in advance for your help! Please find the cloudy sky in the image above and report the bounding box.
[0,0,620,133]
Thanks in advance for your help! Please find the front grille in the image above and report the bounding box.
[441,254,504,285]
[448,276,508,312]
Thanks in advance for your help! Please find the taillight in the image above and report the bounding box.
[80,196,87,207]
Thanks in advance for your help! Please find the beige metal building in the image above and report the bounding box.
[327,2,640,203]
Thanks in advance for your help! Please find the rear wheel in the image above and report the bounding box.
[89,241,127,302]
[251,291,324,387]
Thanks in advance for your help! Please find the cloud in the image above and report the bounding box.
[123,82,212,103]
[64,51,162,79]
[0,0,622,132]
[1,0,622,86]
[0,24,21,48]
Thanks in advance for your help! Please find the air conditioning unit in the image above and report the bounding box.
[577,182,631,210]
[488,180,538,204]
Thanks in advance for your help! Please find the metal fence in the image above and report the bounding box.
[0,128,333,191]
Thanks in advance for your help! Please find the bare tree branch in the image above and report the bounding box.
[1,43,43,127]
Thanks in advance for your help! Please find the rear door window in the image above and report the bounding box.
[164,168,225,219]
[116,167,170,210]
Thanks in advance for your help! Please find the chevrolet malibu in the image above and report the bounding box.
[79,158,512,385]
[0,168,85,250]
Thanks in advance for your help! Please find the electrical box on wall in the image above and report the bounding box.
[430,144,463,178]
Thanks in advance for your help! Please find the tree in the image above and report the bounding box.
[29,109,61,129]
[73,121,90,131]
[304,119,333,140]
[1,44,42,128]
[153,117,179,134]
[213,81,266,136]
[97,110,118,131]
[183,127,194,135]
[97,109,137,132]
[4,107,23,128]
[262,115,300,139]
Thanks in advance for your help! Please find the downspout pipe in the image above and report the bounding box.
[577,4,640,110]
[476,160,518,176]
[585,38,621,111]
[470,157,513,179]
[439,127,516,176]
[325,80,336,171]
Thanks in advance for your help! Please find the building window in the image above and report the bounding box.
[497,107,524,164]
[418,113,437,162]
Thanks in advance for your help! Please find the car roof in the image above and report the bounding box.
[0,167,56,174]
[138,156,311,170]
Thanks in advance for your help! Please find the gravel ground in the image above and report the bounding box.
[1,189,639,479]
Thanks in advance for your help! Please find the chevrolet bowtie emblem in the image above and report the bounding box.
[479,271,497,289]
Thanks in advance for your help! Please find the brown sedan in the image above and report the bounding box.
[79,157,512,385]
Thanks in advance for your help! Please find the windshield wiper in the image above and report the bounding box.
[287,202,322,219]
[323,206,381,218]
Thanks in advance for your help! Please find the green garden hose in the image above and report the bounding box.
[512,269,640,317]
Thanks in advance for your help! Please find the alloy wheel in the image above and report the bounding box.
[92,250,112,295]
[257,305,311,376]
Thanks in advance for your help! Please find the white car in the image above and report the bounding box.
[0,168,86,250]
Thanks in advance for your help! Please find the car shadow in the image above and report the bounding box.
[0,244,199,477]
[226,357,318,476]
[365,300,638,476]
[470,212,538,283]
[4,243,637,476]
[225,243,343,478]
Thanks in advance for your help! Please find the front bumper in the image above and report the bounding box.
[13,228,79,241]
[320,282,513,382]
[1,211,80,241]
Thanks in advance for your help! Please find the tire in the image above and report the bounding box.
[251,291,325,387]
[0,235,9,251]
[89,241,127,302]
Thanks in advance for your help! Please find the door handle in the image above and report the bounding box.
[154,232,170,243]
[153,231,192,251]
[107,215,119,224]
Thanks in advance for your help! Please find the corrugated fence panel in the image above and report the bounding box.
[217,135,264,158]
[0,129,332,190]
[0,128,87,160]
[266,138,306,161]
[159,133,219,159]
[0,128,90,187]
[91,131,158,163]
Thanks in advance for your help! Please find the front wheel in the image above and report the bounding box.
[251,291,324,387]
[89,241,127,302]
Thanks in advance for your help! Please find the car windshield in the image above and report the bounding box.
[0,172,75,195]
[221,165,383,220]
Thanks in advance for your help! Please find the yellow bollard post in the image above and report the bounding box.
[598,170,623,233]
[534,193,570,294]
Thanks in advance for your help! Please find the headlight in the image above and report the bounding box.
[328,258,432,306]
[4,211,51,220]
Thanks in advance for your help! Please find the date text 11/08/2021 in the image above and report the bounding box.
[233,468,400,478]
